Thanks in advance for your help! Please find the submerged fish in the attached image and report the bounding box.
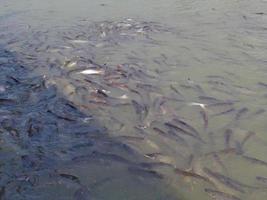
[204,188,241,200]
[235,107,248,120]
[200,110,208,129]
[224,129,233,149]
[128,166,163,179]
[172,118,201,139]
[174,168,210,183]
[256,176,267,185]
[164,122,203,142]
[203,168,255,193]
[240,131,255,147]
[59,173,80,184]
[242,155,267,167]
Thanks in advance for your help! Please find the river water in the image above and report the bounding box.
[1,0,267,199]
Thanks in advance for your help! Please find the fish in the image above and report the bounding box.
[172,118,201,139]
[255,12,265,15]
[203,168,255,193]
[164,122,203,141]
[235,107,248,120]
[253,109,265,116]
[63,60,77,68]
[128,166,163,179]
[174,168,211,183]
[136,83,159,93]
[115,135,144,142]
[205,148,237,157]
[70,39,89,44]
[224,129,233,149]
[0,98,17,105]
[240,131,255,147]
[132,100,149,121]
[152,127,188,146]
[212,153,228,174]
[242,155,267,167]
[200,110,208,129]
[213,108,236,116]
[79,69,104,75]
[204,188,241,200]
[59,173,80,184]
[208,102,235,107]
[256,176,267,185]
[47,110,76,122]
[170,84,184,97]
[258,82,267,88]
[234,141,243,155]
[198,96,220,103]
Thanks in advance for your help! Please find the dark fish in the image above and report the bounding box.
[256,176,267,185]
[240,131,255,147]
[208,102,235,107]
[235,107,248,120]
[253,109,265,116]
[213,108,235,116]
[203,168,255,193]
[242,155,267,167]
[152,127,188,146]
[174,168,211,183]
[47,110,76,122]
[164,122,202,142]
[144,152,163,159]
[138,161,173,169]
[128,166,163,179]
[255,12,265,15]
[136,83,159,93]
[172,118,201,139]
[207,75,226,79]
[200,110,208,129]
[258,82,267,88]
[96,89,108,98]
[211,87,233,96]
[59,173,80,184]
[152,96,166,111]
[198,96,220,103]
[212,153,228,174]
[0,98,16,105]
[115,135,144,142]
[208,80,226,86]
[224,129,233,149]
[204,188,241,200]
[132,100,149,121]
[205,148,237,157]
[170,85,183,97]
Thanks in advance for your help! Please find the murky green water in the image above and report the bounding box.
[1,0,267,199]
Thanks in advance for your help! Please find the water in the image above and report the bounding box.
[1,0,267,199]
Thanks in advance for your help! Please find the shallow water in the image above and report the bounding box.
[1,0,267,199]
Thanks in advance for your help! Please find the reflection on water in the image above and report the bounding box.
[1,0,267,199]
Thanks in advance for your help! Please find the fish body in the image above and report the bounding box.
[204,188,241,200]
[79,69,104,75]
